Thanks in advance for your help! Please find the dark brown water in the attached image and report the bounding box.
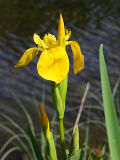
[0,0,120,159]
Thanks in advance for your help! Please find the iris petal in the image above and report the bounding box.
[65,29,71,41]
[70,41,84,74]
[43,34,57,48]
[37,46,69,84]
[33,33,47,49]
[15,48,39,68]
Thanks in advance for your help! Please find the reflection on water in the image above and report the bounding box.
[0,0,120,155]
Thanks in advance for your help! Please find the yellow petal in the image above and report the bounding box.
[15,48,39,68]
[37,46,69,84]
[65,29,71,41]
[33,33,47,49]
[40,104,50,139]
[57,13,65,46]
[70,41,84,74]
[43,33,57,48]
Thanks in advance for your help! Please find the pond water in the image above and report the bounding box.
[0,0,120,158]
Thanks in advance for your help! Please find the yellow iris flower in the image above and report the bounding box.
[15,13,84,84]
[40,104,50,139]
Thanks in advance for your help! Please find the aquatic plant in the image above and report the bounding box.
[14,13,87,160]
[2,12,118,160]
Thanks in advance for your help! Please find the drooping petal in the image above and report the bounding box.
[43,33,57,48]
[15,48,39,68]
[37,46,69,84]
[33,33,47,49]
[33,33,42,45]
[70,41,84,74]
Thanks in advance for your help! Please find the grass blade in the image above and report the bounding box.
[0,113,31,145]
[83,126,89,160]
[88,149,92,160]
[28,125,44,160]
[12,92,35,135]
[0,134,25,156]
[0,123,32,160]
[1,146,21,160]
[79,144,85,160]
[99,44,120,160]
[113,78,120,99]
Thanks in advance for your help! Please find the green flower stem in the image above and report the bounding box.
[59,118,66,160]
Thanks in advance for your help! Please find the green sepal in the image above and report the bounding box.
[51,76,68,119]
[69,126,79,157]
[46,132,57,160]
[69,144,85,160]
[69,149,81,160]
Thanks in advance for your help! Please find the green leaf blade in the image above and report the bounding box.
[69,126,79,157]
[28,125,44,160]
[99,44,120,160]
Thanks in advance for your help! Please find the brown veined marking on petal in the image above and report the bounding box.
[15,48,39,68]
[37,47,69,83]
[51,48,56,64]
[47,48,67,81]
[44,34,57,49]
[51,48,64,66]
[47,48,55,63]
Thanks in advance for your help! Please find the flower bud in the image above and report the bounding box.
[57,13,65,47]
[40,104,57,160]
[40,104,50,139]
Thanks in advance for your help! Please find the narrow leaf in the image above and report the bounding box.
[79,144,85,160]
[28,125,44,160]
[69,126,79,157]
[99,44,120,160]
[1,147,21,160]
[69,149,81,160]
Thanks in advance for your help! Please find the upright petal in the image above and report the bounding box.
[37,46,69,84]
[70,41,84,74]
[15,48,39,68]
[43,33,57,48]
[33,33,47,49]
